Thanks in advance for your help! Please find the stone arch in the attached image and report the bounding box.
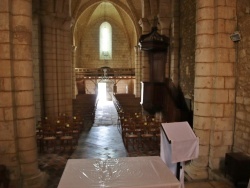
[71,0,140,46]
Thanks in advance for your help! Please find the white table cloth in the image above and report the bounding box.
[160,121,199,188]
[58,156,181,188]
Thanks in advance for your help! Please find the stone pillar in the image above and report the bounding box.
[41,15,73,117]
[158,0,171,36]
[185,0,236,180]
[158,17,171,36]
[134,46,141,98]
[32,13,42,122]
[142,0,151,18]
[158,0,171,78]
[0,0,46,187]
[170,0,180,84]
[72,45,77,98]
[138,18,151,82]
[149,0,158,17]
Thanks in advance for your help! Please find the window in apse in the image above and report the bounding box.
[100,22,112,60]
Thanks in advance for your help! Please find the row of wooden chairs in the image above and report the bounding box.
[119,114,161,152]
[36,115,84,152]
[73,94,98,124]
[112,94,142,119]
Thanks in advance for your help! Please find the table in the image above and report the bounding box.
[58,156,181,188]
[160,121,199,188]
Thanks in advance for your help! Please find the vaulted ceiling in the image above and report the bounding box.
[71,0,142,47]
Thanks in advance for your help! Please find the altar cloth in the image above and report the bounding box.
[58,156,181,188]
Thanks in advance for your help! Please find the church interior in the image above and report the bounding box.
[0,0,250,187]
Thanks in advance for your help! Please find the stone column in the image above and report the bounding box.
[185,0,236,180]
[158,0,171,36]
[138,18,151,82]
[142,0,150,18]
[41,15,73,117]
[32,12,42,122]
[72,45,77,98]
[0,0,46,187]
[134,46,141,98]
[158,0,171,78]
[170,0,180,84]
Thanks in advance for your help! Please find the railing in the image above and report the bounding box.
[75,68,135,79]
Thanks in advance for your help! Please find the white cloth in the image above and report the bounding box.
[161,121,199,163]
[58,156,181,188]
[160,130,185,188]
[160,121,199,188]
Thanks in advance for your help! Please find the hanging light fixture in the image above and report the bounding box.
[98,66,114,83]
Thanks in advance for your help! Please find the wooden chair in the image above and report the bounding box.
[60,125,74,151]
[70,119,80,143]
[133,121,144,149]
[54,118,64,138]
[133,113,143,123]
[120,118,131,142]
[41,125,57,152]
[140,121,154,151]
[123,122,139,152]
[41,116,50,125]
[149,121,161,149]
[36,121,43,152]
[117,110,124,127]
[73,116,84,133]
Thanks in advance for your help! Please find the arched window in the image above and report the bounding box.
[100,22,112,60]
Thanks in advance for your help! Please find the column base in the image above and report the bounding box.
[185,162,209,180]
[22,171,48,188]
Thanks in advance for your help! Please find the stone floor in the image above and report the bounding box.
[37,99,244,188]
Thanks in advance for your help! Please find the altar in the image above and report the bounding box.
[58,156,181,188]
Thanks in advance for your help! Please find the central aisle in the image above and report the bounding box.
[93,100,118,127]
[71,99,128,159]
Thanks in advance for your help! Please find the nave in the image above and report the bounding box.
[37,98,234,188]
[38,99,160,187]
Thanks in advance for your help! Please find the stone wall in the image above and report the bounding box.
[77,21,132,69]
[234,0,250,155]
[179,0,196,102]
